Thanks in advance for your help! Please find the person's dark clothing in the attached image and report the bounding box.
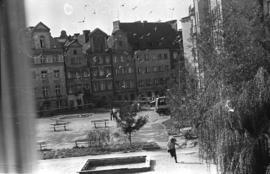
[167,137,178,163]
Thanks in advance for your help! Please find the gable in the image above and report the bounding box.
[90,28,108,37]
[33,22,50,32]
[70,41,82,47]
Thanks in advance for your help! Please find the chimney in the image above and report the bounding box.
[83,30,90,42]
[166,20,178,31]
[113,20,120,33]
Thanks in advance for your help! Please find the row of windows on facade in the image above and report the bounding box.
[137,78,169,88]
[136,53,168,62]
[69,56,85,65]
[33,55,64,64]
[91,55,133,65]
[92,67,112,78]
[91,55,111,65]
[67,71,91,79]
[68,84,90,94]
[93,81,113,92]
[33,70,61,79]
[115,66,134,75]
[113,55,132,63]
[37,85,61,97]
[115,80,135,89]
[137,65,170,74]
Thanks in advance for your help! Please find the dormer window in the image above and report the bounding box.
[40,36,45,48]
[119,40,123,47]
[73,50,77,55]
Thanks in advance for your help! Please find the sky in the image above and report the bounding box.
[24,0,193,37]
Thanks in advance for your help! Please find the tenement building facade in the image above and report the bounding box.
[27,21,184,112]
[111,20,183,99]
[27,22,67,115]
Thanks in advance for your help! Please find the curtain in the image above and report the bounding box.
[0,0,37,173]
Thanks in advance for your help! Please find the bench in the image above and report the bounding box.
[75,139,90,147]
[37,141,47,151]
[91,119,109,128]
[50,121,70,131]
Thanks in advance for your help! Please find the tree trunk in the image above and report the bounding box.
[128,133,132,145]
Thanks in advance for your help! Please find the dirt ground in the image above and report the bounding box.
[35,110,172,150]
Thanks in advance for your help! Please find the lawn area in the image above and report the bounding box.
[36,110,165,159]
[36,112,113,150]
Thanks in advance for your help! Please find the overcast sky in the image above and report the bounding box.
[24,0,193,37]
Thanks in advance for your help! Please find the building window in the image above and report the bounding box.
[138,80,144,88]
[113,56,117,63]
[47,57,53,63]
[145,67,150,73]
[100,81,106,91]
[119,40,123,47]
[154,79,159,85]
[99,56,104,64]
[158,54,162,60]
[41,70,48,79]
[84,84,90,89]
[164,53,168,59]
[71,57,76,64]
[99,68,105,76]
[92,56,98,64]
[93,82,99,92]
[40,36,45,48]
[105,56,110,64]
[107,81,112,90]
[73,50,77,55]
[54,70,60,78]
[130,80,135,88]
[42,87,49,97]
[146,79,151,86]
[105,68,112,77]
[67,72,71,79]
[165,65,170,71]
[40,56,46,64]
[120,56,124,62]
[138,67,142,74]
[92,68,98,77]
[83,71,90,77]
[128,67,133,73]
[56,100,61,108]
[153,66,158,72]
[55,85,61,96]
[75,72,80,79]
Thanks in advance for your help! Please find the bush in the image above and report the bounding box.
[39,142,160,160]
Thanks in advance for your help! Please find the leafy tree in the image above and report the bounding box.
[116,104,148,145]
[168,0,270,173]
[193,1,270,174]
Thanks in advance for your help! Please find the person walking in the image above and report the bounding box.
[167,136,180,163]
[110,108,114,120]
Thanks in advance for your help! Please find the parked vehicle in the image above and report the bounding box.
[155,96,170,115]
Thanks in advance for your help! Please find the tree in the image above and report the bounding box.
[167,0,270,173]
[193,1,270,174]
[116,104,148,145]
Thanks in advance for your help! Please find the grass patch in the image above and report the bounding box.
[40,142,160,160]
[162,118,179,135]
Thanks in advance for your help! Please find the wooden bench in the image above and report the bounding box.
[37,141,47,151]
[91,119,109,128]
[75,139,90,147]
[50,121,70,131]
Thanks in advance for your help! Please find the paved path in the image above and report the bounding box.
[36,150,217,174]
[36,110,216,174]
